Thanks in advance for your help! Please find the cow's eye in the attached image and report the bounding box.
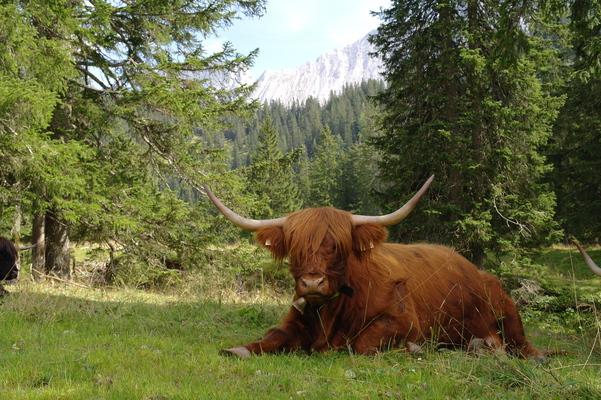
[323,242,336,255]
[322,235,336,253]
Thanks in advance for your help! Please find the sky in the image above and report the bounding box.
[207,0,391,78]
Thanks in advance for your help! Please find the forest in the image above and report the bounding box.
[1,0,600,398]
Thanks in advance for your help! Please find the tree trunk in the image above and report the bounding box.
[11,204,21,246]
[104,240,116,283]
[471,245,486,268]
[44,210,72,279]
[42,88,74,280]
[11,205,22,278]
[31,211,46,281]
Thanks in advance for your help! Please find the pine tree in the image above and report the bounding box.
[0,1,264,278]
[549,0,601,242]
[247,118,302,217]
[337,104,382,214]
[308,127,343,207]
[370,0,562,264]
[293,147,311,207]
[302,97,324,156]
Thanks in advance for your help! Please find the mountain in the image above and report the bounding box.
[252,33,382,106]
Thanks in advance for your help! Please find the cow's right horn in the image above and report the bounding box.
[203,186,287,231]
[573,240,601,276]
[351,175,434,226]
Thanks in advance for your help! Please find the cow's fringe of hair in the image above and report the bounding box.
[284,208,354,261]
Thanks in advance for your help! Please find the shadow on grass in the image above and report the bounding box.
[0,288,287,349]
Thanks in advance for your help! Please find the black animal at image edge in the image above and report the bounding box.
[0,237,19,296]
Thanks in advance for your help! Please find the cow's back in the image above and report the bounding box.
[374,242,484,287]
[371,243,500,344]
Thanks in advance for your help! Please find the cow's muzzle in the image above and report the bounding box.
[296,274,330,301]
[296,273,331,301]
[299,275,325,292]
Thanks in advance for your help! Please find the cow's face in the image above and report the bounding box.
[257,208,387,305]
[289,232,342,302]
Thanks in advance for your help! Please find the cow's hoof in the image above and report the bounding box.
[530,353,547,364]
[406,342,423,354]
[220,346,251,359]
[467,338,486,353]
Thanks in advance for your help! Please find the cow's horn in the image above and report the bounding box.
[203,186,287,231]
[351,175,434,226]
[18,244,37,251]
[572,240,601,277]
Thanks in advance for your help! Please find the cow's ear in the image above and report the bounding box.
[352,224,387,256]
[256,227,287,260]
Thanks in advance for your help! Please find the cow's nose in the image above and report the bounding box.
[300,276,325,291]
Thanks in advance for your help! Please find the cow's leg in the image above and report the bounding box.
[406,341,423,354]
[498,299,544,360]
[467,333,505,354]
[352,315,422,355]
[484,277,544,361]
[221,311,306,358]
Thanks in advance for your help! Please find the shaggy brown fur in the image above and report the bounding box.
[228,208,542,359]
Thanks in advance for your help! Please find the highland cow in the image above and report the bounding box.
[206,177,542,360]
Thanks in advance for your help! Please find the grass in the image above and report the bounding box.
[1,247,600,399]
[533,245,601,281]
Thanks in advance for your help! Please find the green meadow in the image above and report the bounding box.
[1,247,600,400]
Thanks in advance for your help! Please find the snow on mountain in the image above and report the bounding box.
[252,33,382,105]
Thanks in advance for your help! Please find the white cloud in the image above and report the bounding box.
[325,0,390,47]
[270,0,318,33]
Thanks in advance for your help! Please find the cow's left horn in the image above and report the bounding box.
[351,175,434,226]
[573,240,601,277]
[203,186,287,231]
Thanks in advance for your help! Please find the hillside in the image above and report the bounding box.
[252,33,382,105]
